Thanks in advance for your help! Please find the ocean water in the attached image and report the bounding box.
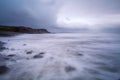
[0,32,120,80]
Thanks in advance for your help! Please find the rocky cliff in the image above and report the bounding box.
[0,25,50,34]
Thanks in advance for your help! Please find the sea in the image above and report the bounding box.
[0,32,120,80]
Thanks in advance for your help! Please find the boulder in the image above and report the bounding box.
[0,65,9,74]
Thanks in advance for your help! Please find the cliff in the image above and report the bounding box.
[0,25,50,34]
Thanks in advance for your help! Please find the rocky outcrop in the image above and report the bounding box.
[0,25,50,34]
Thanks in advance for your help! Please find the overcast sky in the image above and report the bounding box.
[0,0,120,32]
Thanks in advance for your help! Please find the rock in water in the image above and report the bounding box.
[77,53,83,56]
[0,65,9,74]
[0,41,6,51]
[26,50,33,54]
[39,52,45,54]
[23,44,27,46]
[7,54,15,57]
[65,66,76,73]
[33,54,43,59]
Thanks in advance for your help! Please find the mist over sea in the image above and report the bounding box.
[0,31,120,80]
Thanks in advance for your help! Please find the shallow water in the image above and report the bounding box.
[0,32,120,80]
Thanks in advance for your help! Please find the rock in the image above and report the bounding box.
[77,53,83,56]
[0,41,6,45]
[33,52,45,59]
[23,44,27,46]
[0,65,9,74]
[26,58,30,60]
[39,52,45,54]
[65,66,76,72]
[0,47,6,51]
[26,51,33,54]
[33,54,43,59]
[0,41,6,52]
[0,54,5,61]
[7,54,15,57]
[11,48,15,51]
[0,31,18,37]
[0,54,15,60]
[4,57,10,60]
[0,54,10,60]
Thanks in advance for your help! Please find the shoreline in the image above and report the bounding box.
[0,33,120,80]
[0,31,21,37]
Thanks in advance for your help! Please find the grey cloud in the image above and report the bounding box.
[0,0,62,28]
[63,0,120,16]
[0,0,120,32]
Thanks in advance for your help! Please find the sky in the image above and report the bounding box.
[0,0,120,32]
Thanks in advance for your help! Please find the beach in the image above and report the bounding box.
[0,32,120,80]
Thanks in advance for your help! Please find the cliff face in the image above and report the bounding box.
[0,25,50,34]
